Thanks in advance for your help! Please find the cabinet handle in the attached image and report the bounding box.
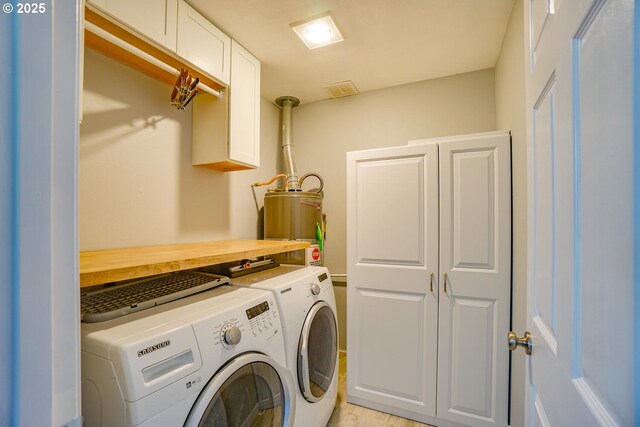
[429,273,434,292]
[443,273,448,293]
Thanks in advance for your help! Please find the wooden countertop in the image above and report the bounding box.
[80,239,310,287]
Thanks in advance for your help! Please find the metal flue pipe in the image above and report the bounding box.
[275,96,301,190]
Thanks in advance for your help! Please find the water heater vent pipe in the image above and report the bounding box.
[275,96,301,190]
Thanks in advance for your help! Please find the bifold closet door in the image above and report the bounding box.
[346,143,439,423]
[436,133,511,426]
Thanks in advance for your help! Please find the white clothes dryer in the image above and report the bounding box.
[231,266,338,427]
[81,284,296,427]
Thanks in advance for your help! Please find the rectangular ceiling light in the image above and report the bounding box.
[290,12,344,49]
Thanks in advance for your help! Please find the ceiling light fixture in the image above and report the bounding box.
[290,12,343,49]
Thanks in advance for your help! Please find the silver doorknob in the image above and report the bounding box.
[508,331,532,355]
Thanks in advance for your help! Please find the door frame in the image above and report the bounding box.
[0,1,82,425]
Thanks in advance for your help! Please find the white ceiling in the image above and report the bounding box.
[188,0,516,105]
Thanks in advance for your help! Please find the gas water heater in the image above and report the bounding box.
[254,96,325,265]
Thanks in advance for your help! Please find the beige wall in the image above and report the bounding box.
[291,69,496,276]
[291,69,497,275]
[80,49,279,250]
[495,1,526,426]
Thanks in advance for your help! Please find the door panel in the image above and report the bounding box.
[532,78,558,350]
[531,0,552,59]
[576,4,634,422]
[347,144,439,422]
[355,157,425,266]
[533,393,551,427]
[524,0,636,425]
[452,150,496,270]
[449,297,496,418]
[354,289,426,402]
[437,133,511,427]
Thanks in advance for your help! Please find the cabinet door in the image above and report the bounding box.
[228,41,261,167]
[177,0,231,84]
[436,132,511,426]
[88,0,178,51]
[346,144,439,423]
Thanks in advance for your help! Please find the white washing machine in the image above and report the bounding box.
[231,266,338,427]
[81,284,296,427]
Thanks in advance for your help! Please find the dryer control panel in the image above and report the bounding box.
[307,271,332,299]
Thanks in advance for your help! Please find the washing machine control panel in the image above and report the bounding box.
[246,299,277,336]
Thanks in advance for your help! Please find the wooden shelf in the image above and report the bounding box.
[80,239,310,287]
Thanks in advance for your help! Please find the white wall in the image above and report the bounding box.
[80,49,279,250]
[291,69,497,351]
[292,68,496,276]
[495,1,526,426]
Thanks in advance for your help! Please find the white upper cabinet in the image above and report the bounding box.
[228,40,261,167]
[86,0,260,172]
[191,40,261,171]
[87,0,178,51]
[177,0,231,85]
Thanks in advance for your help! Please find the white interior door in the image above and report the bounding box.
[524,0,637,426]
[436,132,511,427]
[346,144,439,424]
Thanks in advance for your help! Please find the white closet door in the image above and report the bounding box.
[436,132,511,426]
[346,143,439,423]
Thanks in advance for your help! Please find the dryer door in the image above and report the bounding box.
[184,353,296,427]
[297,301,338,402]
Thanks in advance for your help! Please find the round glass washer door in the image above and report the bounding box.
[184,353,296,427]
[297,301,338,403]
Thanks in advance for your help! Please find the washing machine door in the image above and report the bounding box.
[184,353,296,427]
[297,301,338,403]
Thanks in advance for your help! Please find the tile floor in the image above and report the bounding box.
[326,353,433,427]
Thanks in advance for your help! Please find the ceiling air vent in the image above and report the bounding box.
[324,80,359,98]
